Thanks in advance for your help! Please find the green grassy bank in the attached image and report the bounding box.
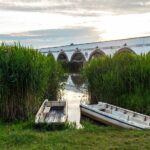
[0,121,150,150]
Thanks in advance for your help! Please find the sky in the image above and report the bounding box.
[0,0,150,48]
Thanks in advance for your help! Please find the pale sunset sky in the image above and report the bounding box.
[0,0,150,48]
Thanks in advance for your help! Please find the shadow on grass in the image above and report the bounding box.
[0,119,76,132]
[34,122,76,132]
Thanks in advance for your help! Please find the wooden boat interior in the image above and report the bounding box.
[35,100,67,124]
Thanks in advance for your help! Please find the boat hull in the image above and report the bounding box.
[80,104,143,129]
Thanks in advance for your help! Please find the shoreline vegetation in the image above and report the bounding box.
[0,43,63,122]
[0,120,150,150]
[82,52,150,115]
[1,44,150,149]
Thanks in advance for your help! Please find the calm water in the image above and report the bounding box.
[61,74,88,127]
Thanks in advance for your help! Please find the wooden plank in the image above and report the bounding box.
[43,107,51,114]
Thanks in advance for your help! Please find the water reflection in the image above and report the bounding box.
[71,74,84,87]
[61,74,88,128]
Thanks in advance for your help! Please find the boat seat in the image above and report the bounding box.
[112,111,124,116]
[43,106,51,114]
[112,111,129,120]
[130,117,149,125]
[105,109,112,114]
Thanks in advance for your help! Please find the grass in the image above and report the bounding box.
[0,121,150,150]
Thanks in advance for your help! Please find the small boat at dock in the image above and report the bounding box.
[35,99,67,124]
[80,102,150,129]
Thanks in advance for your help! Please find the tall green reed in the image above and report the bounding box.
[82,52,150,114]
[0,43,63,121]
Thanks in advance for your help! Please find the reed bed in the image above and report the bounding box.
[83,52,150,115]
[0,43,63,121]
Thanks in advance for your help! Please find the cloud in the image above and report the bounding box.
[0,0,150,16]
[0,27,101,48]
[1,12,150,48]
[1,0,150,48]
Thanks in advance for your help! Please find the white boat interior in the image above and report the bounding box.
[81,102,150,129]
[35,100,67,124]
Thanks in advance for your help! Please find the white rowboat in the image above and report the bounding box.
[80,102,150,129]
[35,99,67,124]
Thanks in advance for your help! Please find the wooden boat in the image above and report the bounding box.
[35,99,67,124]
[80,102,150,129]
